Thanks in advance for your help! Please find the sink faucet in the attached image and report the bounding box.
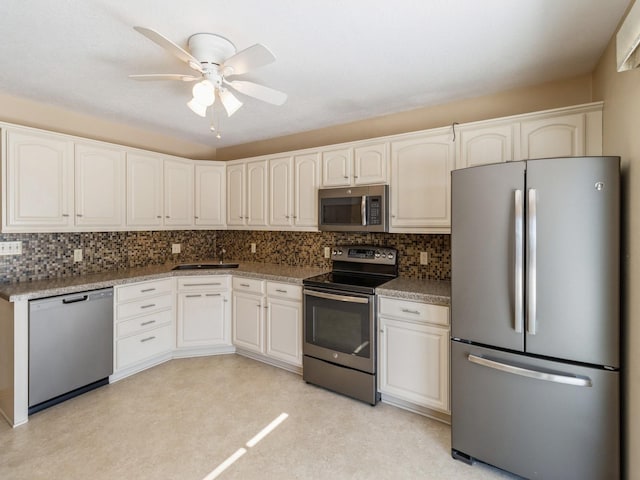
[219,247,226,264]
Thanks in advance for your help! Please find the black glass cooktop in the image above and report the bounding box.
[303,272,393,294]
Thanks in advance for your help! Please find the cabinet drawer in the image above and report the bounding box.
[116,292,173,320]
[116,278,174,303]
[177,275,229,291]
[232,276,265,294]
[266,281,302,301]
[116,324,173,370]
[116,309,173,338]
[378,297,449,327]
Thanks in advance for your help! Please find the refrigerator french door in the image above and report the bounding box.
[450,156,620,480]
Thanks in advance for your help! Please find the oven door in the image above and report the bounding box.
[303,287,375,373]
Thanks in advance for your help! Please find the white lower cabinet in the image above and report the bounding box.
[378,296,450,415]
[176,276,232,354]
[113,278,175,378]
[232,277,302,370]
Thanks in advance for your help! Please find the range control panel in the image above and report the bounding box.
[331,245,398,265]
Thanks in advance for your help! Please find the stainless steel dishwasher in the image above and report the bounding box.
[29,287,113,414]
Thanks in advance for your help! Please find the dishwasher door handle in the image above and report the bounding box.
[62,295,89,304]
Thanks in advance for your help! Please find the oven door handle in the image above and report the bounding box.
[304,289,370,304]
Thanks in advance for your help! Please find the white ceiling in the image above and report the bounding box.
[0,0,630,149]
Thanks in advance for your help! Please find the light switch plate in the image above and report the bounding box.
[324,247,331,258]
[172,243,181,254]
[251,243,257,253]
[420,252,429,265]
[73,249,83,262]
[0,241,22,255]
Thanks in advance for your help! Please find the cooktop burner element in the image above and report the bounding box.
[303,245,398,294]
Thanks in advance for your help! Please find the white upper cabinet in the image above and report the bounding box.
[390,131,454,233]
[321,143,388,187]
[226,163,246,227]
[194,162,226,227]
[456,123,514,169]
[247,160,268,227]
[293,153,320,228]
[74,143,125,228]
[519,112,585,160]
[126,152,163,228]
[163,158,194,227]
[269,155,294,227]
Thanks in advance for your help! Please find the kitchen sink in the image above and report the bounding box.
[172,263,239,270]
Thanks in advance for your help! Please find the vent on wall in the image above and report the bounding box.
[617,1,640,71]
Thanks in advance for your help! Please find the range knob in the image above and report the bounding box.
[387,253,394,259]
[337,249,343,256]
[332,249,338,255]
[375,251,381,258]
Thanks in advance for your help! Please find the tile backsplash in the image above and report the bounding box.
[0,230,450,284]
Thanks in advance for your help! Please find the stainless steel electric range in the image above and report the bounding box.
[302,245,398,405]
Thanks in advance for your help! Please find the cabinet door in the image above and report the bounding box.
[126,152,163,227]
[232,291,264,353]
[379,317,450,412]
[520,113,585,160]
[457,124,513,169]
[164,159,194,227]
[195,164,226,227]
[226,163,246,226]
[5,129,74,228]
[293,153,320,227]
[269,156,293,227]
[321,148,352,186]
[75,143,125,228]
[246,160,268,227]
[266,297,302,366]
[390,132,454,231]
[354,142,387,185]
[177,292,229,347]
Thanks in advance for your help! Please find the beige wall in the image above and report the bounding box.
[593,13,640,480]
[0,93,217,160]
[217,74,593,160]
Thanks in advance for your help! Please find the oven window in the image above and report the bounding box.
[306,301,371,358]
[321,197,362,225]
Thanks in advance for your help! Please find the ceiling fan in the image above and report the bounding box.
[129,26,287,125]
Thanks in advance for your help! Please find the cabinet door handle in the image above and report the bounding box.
[343,175,349,179]
[140,288,156,293]
[275,289,288,293]
[156,215,162,219]
[140,303,156,309]
[76,213,83,217]
[194,216,199,219]
[240,283,251,287]
[140,336,156,343]
[206,293,221,297]
[62,213,70,217]
[141,320,156,326]
[184,282,222,287]
[401,308,420,315]
[185,294,201,298]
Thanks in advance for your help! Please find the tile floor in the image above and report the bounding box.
[0,355,516,479]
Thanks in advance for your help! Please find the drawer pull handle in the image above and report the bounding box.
[275,289,288,293]
[140,288,156,293]
[184,282,222,287]
[140,336,156,343]
[205,293,221,297]
[140,303,156,309]
[186,294,201,298]
[140,320,156,326]
[401,308,420,315]
[240,283,251,287]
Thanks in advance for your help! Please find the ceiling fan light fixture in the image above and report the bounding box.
[192,80,216,106]
[219,88,243,117]
[187,97,207,117]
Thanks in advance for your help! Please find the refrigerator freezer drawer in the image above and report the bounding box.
[451,341,619,480]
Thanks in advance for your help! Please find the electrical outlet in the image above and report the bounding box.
[324,247,331,259]
[0,241,22,256]
[172,243,181,254]
[419,252,429,265]
[74,249,83,262]
[251,243,257,253]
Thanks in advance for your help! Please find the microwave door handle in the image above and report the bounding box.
[361,195,367,226]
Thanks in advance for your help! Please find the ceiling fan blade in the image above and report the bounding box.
[133,26,203,72]
[227,80,287,105]
[223,44,275,76]
[128,74,200,81]
[219,89,243,117]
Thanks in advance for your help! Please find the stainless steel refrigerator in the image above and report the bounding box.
[450,156,620,479]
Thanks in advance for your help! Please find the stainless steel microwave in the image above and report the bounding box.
[317,185,389,232]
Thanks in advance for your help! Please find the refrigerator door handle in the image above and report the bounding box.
[514,189,524,333]
[361,196,367,226]
[467,354,592,387]
[527,188,537,335]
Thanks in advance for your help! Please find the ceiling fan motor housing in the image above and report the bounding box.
[188,33,236,66]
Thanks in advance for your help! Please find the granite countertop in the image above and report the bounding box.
[376,277,451,306]
[0,261,328,302]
